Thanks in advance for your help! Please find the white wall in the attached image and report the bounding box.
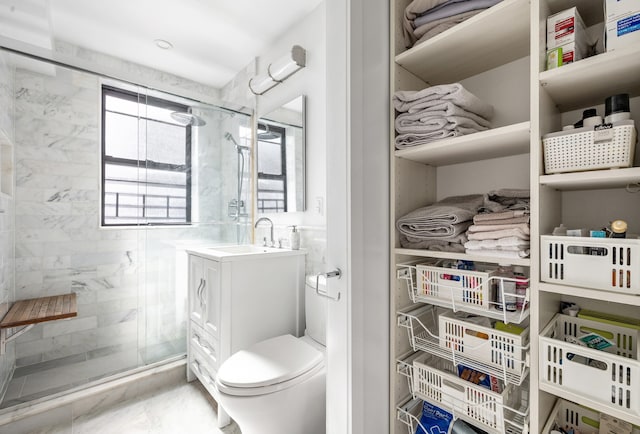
[252,3,327,274]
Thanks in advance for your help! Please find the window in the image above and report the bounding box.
[257,123,287,213]
[101,86,192,226]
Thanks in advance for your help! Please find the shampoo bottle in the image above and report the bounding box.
[289,225,300,250]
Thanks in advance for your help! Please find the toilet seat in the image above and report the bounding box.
[216,334,324,397]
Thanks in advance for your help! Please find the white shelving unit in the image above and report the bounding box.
[390,0,640,433]
[390,1,533,433]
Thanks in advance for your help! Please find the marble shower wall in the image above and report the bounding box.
[11,59,248,375]
[0,50,16,402]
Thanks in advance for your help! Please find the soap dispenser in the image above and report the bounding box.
[289,225,300,250]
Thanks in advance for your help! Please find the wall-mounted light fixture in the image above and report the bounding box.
[248,45,306,96]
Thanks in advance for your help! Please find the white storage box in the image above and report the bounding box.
[547,7,590,52]
[416,261,495,311]
[546,41,586,70]
[409,353,522,433]
[438,311,528,374]
[542,398,640,434]
[540,314,640,419]
[541,235,640,294]
[543,120,637,174]
[606,12,640,52]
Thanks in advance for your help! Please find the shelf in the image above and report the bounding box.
[539,167,640,191]
[395,248,531,267]
[0,293,77,329]
[539,45,640,112]
[395,0,530,84]
[539,282,640,306]
[395,122,530,166]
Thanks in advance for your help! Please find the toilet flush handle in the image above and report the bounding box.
[315,269,341,302]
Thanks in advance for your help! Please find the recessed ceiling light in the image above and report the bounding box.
[154,39,173,50]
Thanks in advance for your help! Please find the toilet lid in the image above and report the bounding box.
[217,334,323,389]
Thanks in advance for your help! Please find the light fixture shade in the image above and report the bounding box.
[249,45,306,96]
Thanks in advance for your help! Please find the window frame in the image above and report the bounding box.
[101,85,192,227]
[256,122,288,213]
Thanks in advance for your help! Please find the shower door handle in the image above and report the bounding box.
[314,269,341,302]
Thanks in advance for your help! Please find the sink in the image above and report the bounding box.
[207,245,280,254]
[187,244,305,261]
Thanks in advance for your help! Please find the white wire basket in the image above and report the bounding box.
[540,313,640,421]
[543,120,637,174]
[397,261,530,324]
[396,352,529,434]
[397,304,530,386]
[542,398,640,434]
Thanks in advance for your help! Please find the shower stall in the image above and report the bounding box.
[0,49,253,409]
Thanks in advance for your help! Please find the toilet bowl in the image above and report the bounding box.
[215,275,328,434]
[215,334,325,434]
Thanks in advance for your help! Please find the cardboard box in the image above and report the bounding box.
[547,7,591,54]
[606,0,640,22]
[546,41,586,70]
[606,12,640,52]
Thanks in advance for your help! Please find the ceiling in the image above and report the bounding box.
[5,0,323,89]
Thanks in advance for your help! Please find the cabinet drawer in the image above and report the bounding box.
[189,345,218,397]
[189,321,218,370]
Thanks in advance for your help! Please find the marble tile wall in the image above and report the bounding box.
[0,50,16,403]
[9,52,248,399]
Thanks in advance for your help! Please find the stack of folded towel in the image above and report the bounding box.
[396,194,484,252]
[464,189,531,259]
[402,0,504,49]
[393,83,494,149]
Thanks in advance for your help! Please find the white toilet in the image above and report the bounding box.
[215,275,328,434]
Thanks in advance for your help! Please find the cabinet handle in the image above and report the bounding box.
[200,279,207,309]
[197,278,205,308]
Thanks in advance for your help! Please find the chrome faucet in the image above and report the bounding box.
[254,217,274,247]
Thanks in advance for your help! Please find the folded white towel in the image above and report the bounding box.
[397,102,492,127]
[395,114,490,134]
[473,216,530,226]
[467,228,530,241]
[465,248,530,259]
[473,210,528,223]
[393,84,494,120]
[395,128,484,149]
[402,0,451,47]
[467,223,530,233]
[414,9,484,41]
[464,237,530,250]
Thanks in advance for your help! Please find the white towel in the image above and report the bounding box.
[395,129,474,149]
[395,114,490,134]
[473,210,528,223]
[395,106,491,131]
[393,84,494,120]
[465,248,530,259]
[467,228,530,241]
[398,101,493,126]
[464,237,530,250]
[467,223,530,233]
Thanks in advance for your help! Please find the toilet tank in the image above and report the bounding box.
[305,275,328,346]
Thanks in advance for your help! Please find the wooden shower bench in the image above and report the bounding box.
[0,293,77,354]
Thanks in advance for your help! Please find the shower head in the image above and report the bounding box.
[257,124,281,140]
[170,111,207,127]
[224,132,250,152]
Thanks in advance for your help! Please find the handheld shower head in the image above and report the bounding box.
[224,132,250,152]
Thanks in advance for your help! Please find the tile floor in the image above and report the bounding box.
[0,381,240,434]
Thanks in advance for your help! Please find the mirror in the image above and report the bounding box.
[256,95,306,213]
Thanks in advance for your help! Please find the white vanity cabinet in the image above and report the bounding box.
[185,245,306,427]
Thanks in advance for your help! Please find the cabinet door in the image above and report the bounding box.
[188,255,206,326]
[202,259,220,339]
